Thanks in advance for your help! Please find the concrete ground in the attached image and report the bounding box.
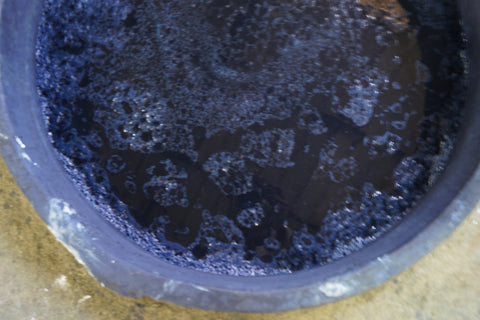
[1,155,480,319]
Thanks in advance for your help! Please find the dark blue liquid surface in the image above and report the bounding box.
[36,0,467,275]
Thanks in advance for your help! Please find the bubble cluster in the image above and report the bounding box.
[36,0,467,275]
[106,155,126,174]
[203,152,253,196]
[363,131,403,156]
[339,74,387,127]
[240,129,295,168]
[236,203,265,229]
[315,140,358,183]
[143,178,189,208]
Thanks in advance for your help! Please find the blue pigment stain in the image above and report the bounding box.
[36,0,467,275]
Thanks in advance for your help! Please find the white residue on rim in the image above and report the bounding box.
[317,281,352,298]
[15,136,26,148]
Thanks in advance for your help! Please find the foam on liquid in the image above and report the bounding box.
[36,0,467,275]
